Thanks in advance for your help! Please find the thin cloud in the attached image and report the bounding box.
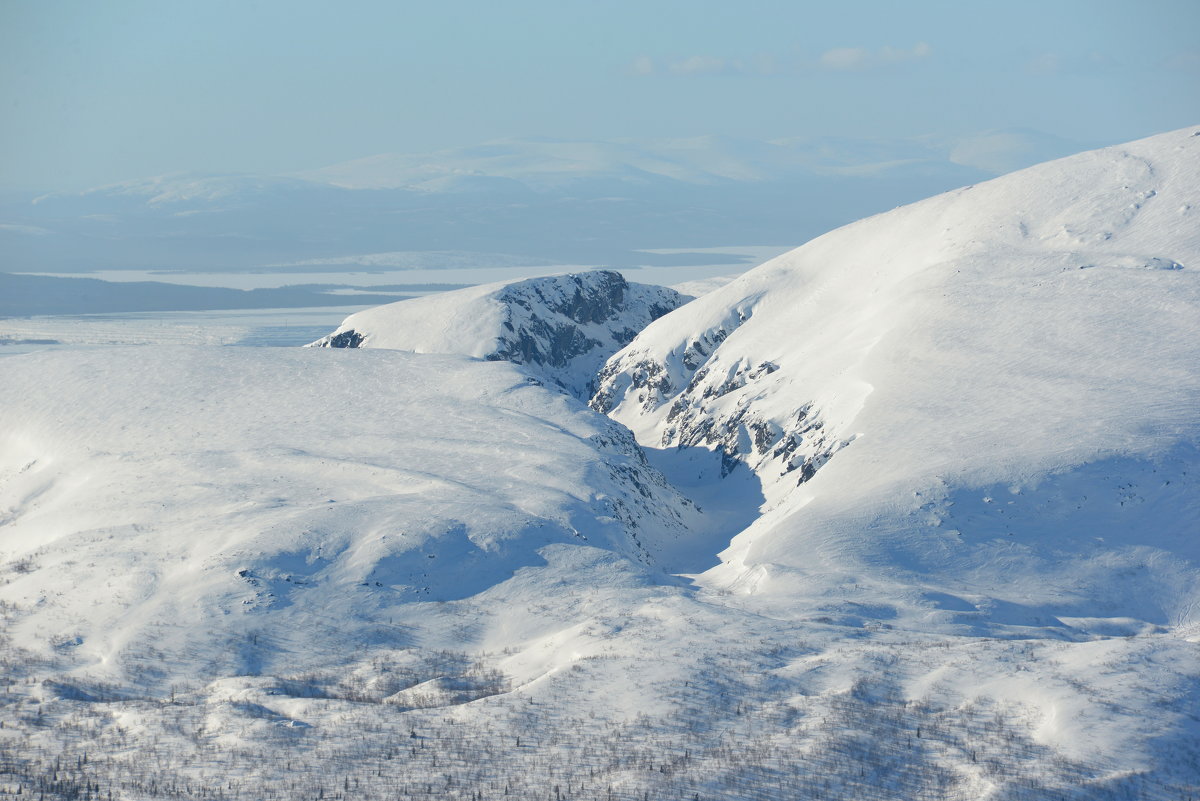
[1025,51,1123,76]
[819,42,931,72]
[669,55,730,76]
[1025,52,1060,75]
[628,43,929,78]
[626,54,777,77]
[628,55,656,76]
[1166,50,1200,71]
[881,42,931,63]
[819,47,870,71]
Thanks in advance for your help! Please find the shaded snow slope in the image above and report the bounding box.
[310,270,687,398]
[0,347,705,684]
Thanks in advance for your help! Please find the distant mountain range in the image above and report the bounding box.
[299,129,1087,189]
[2,129,1090,276]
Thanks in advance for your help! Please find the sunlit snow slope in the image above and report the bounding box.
[597,125,1200,645]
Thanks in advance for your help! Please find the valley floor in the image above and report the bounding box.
[3,588,1197,801]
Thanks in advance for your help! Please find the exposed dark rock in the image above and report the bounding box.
[312,270,689,401]
[323,330,366,348]
[487,318,602,369]
[594,308,854,489]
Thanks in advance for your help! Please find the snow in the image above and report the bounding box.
[0,128,1197,799]
[593,125,1200,782]
[599,126,1199,516]
[309,270,688,398]
[0,347,710,680]
[0,306,372,352]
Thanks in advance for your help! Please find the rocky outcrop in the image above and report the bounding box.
[310,270,688,400]
[595,344,853,485]
[590,289,855,487]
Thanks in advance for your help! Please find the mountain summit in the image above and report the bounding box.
[311,270,687,398]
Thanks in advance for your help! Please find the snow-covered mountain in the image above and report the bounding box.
[596,127,1199,512]
[300,130,1080,190]
[3,131,1037,277]
[309,270,688,398]
[589,126,1200,783]
[1,128,1197,800]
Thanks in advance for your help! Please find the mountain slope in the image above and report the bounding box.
[591,127,1200,778]
[0,347,704,685]
[310,270,688,398]
[596,127,1199,510]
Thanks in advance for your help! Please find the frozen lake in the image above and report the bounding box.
[1,246,787,356]
[0,305,375,355]
[16,245,786,291]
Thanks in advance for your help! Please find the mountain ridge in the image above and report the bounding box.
[309,270,688,399]
[4,130,1080,278]
[595,126,1199,510]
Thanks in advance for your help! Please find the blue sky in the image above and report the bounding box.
[2,0,1197,190]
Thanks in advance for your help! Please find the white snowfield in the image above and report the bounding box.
[599,127,1199,507]
[0,128,1197,800]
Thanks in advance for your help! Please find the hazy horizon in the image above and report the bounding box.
[3,0,1198,192]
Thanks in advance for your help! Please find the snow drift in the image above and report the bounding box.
[0,347,701,683]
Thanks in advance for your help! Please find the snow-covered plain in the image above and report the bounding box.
[0,305,373,353]
[0,129,1198,800]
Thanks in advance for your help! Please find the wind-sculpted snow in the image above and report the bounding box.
[596,122,1200,665]
[587,127,1200,790]
[310,270,687,399]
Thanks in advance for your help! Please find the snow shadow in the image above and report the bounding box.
[924,443,1200,636]
[641,444,766,574]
